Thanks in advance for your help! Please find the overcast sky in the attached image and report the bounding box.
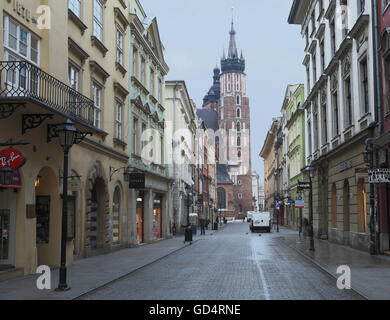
[141,0,305,182]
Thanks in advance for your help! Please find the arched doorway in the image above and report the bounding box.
[357,179,367,233]
[112,186,121,245]
[35,167,61,266]
[85,162,109,253]
[343,180,350,244]
[331,183,337,229]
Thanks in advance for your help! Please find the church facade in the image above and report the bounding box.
[202,20,253,218]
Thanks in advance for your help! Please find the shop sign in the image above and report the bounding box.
[69,180,81,191]
[295,196,304,208]
[368,169,390,184]
[129,173,145,189]
[298,182,311,190]
[0,148,26,170]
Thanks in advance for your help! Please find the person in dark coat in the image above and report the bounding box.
[200,218,206,235]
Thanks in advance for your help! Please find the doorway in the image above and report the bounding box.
[153,195,162,240]
[90,177,106,250]
[112,186,121,245]
[343,180,350,244]
[0,189,16,268]
[136,192,144,244]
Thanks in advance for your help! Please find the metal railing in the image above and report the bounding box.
[0,61,95,126]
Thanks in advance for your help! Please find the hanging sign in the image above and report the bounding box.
[298,182,311,190]
[368,169,390,184]
[295,199,305,208]
[129,173,145,189]
[0,148,26,170]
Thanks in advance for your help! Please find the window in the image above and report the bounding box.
[160,135,164,164]
[69,65,79,91]
[360,57,369,115]
[92,83,102,129]
[311,10,315,34]
[238,193,243,199]
[158,78,163,101]
[237,136,241,146]
[340,0,349,38]
[321,101,328,144]
[332,91,340,136]
[236,74,240,91]
[305,27,309,48]
[313,105,319,150]
[312,51,317,83]
[93,0,103,41]
[150,68,155,95]
[330,18,336,56]
[320,38,325,74]
[308,120,313,154]
[358,0,365,14]
[132,47,138,77]
[3,15,40,65]
[141,57,146,84]
[237,107,241,118]
[227,74,231,92]
[238,150,241,159]
[217,188,226,209]
[133,117,138,154]
[306,65,311,90]
[344,77,353,127]
[68,0,81,17]
[116,27,124,66]
[142,123,147,150]
[221,108,224,120]
[115,101,123,140]
[237,121,241,132]
[237,95,241,105]
[319,0,323,13]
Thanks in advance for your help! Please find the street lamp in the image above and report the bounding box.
[55,119,77,291]
[306,163,316,251]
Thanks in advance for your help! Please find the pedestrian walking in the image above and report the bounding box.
[200,218,206,235]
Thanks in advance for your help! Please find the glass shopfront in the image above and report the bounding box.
[153,195,162,240]
[136,192,144,244]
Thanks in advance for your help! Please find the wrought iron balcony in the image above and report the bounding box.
[0,61,95,126]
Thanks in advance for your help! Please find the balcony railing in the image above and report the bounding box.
[0,61,95,126]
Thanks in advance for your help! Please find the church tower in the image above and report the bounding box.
[219,19,253,216]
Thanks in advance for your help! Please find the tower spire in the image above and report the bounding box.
[228,3,238,59]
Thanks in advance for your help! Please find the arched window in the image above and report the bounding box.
[237,107,241,118]
[238,150,241,159]
[237,136,241,146]
[237,121,241,132]
[237,95,241,105]
[217,187,226,209]
[236,74,240,91]
[357,179,367,233]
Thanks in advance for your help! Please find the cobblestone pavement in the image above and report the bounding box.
[80,222,363,300]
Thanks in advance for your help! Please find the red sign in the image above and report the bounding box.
[0,148,26,170]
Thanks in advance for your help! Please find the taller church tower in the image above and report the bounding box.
[202,18,253,217]
[219,20,253,216]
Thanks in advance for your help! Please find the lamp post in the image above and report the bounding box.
[306,163,315,251]
[55,119,77,291]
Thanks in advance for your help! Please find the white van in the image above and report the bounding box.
[250,212,271,233]
[246,212,253,222]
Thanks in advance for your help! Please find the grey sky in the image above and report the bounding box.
[141,0,305,181]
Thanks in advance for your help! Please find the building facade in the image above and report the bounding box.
[128,0,172,244]
[0,0,132,274]
[165,81,197,234]
[289,0,375,251]
[285,84,306,229]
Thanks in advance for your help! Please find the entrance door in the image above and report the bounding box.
[136,193,144,244]
[0,190,16,267]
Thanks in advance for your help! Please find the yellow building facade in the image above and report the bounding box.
[0,0,132,275]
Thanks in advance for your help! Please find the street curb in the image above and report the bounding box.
[73,239,200,300]
[278,237,369,300]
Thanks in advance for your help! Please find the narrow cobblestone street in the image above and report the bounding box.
[79,222,363,300]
